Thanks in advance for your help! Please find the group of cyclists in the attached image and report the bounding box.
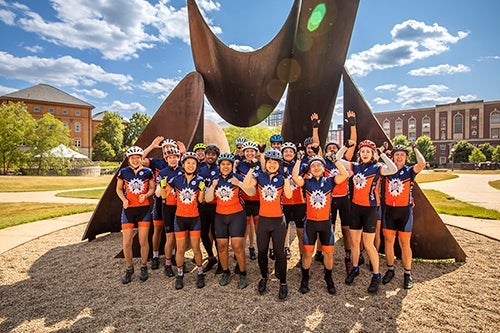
[116,110,426,300]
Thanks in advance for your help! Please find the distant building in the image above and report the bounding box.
[0,84,94,158]
[91,111,128,142]
[374,98,500,165]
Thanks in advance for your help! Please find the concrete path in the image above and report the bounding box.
[0,188,101,204]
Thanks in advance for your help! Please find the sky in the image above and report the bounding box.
[0,0,499,128]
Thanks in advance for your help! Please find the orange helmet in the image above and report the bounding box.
[358,140,376,150]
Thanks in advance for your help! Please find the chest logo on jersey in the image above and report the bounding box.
[128,178,145,194]
[353,173,367,190]
[310,190,327,209]
[261,184,278,202]
[388,178,404,197]
[215,185,233,202]
[179,188,195,204]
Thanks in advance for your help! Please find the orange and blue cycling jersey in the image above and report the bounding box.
[384,165,418,207]
[325,159,349,197]
[167,174,204,218]
[198,163,219,204]
[143,158,168,183]
[212,172,245,215]
[282,160,305,205]
[158,165,183,205]
[117,166,154,208]
[254,172,285,218]
[236,160,262,202]
[350,162,382,207]
[303,176,336,221]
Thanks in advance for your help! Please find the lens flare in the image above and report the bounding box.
[307,3,327,32]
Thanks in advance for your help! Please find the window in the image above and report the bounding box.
[408,132,416,141]
[74,122,81,133]
[62,109,68,115]
[440,145,446,154]
[395,118,403,135]
[408,117,416,129]
[491,112,500,124]
[454,114,463,134]
[34,107,40,113]
[74,138,81,147]
[75,111,81,116]
[490,111,500,138]
[48,108,54,114]
[440,118,446,129]
[383,120,390,130]
[62,121,68,127]
[440,130,446,140]
[491,128,500,139]
[422,116,431,137]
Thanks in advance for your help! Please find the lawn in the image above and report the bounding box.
[56,189,105,199]
[415,172,458,183]
[489,179,500,190]
[0,202,96,229]
[0,175,112,192]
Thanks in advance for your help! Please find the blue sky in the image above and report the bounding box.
[0,0,498,127]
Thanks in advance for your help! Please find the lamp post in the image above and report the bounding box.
[450,147,455,171]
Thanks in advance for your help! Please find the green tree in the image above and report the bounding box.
[93,111,124,161]
[392,134,409,147]
[28,113,71,175]
[450,140,474,163]
[0,102,36,174]
[492,145,500,163]
[468,148,486,163]
[93,140,115,161]
[409,135,435,164]
[123,112,150,147]
[223,125,281,153]
[478,143,494,161]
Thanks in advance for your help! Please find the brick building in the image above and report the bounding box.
[374,98,500,165]
[0,84,94,158]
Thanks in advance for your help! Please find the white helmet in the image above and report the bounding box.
[161,139,178,148]
[235,137,247,146]
[126,146,144,157]
[281,142,297,153]
[242,141,258,152]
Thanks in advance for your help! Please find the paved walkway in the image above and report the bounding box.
[0,175,499,255]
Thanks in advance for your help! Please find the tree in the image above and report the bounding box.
[93,140,116,161]
[93,111,124,161]
[409,135,435,164]
[468,148,486,163]
[392,134,409,147]
[28,113,71,175]
[123,112,150,147]
[478,143,494,161]
[450,140,474,163]
[223,125,281,153]
[491,145,500,163]
[0,102,36,174]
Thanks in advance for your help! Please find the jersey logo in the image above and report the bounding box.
[128,178,145,194]
[310,190,327,209]
[261,184,278,202]
[215,185,233,202]
[388,178,404,197]
[353,173,367,190]
[179,188,195,204]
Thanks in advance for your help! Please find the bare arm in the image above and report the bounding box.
[412,145,427,174]
[332,159,349,184]
[143,136,164,158]
[380,153,398,176]
[204,179,217,202]
[311,113,323,156]
[283,175,292,199]
[344,110,357,161]
[241,166,258,192]
[291,159,305,187]
[335,145,353,170]
[231,177,256,196]
[115,178,128,209]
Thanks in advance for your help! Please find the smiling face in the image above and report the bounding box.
[183,158,198,174]
[205,151,218,165]
[244,148,256,161]
[282,147,296,162]
[166,154,179,167]
[271,142,282,150]
[128,154,142,169]
[266,159,280,173]
[359,147,374,163]
[219,160,233,176]
[195,149,205,161]
[309,160,324,177]
[392,151,408,168]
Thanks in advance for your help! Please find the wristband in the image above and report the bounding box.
[311,118,320,128]
[346,116,356,126]
[311,145,320,154]
[248,161,258,169]
[258,143,266,153]
[345,141,354,148]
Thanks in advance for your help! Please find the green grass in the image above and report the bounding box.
[0,202,96,229]
[415,172,458,183]
[0,175,112,192]
[56,189,105,199]
[489,179,500,190]
[422,189,500,220]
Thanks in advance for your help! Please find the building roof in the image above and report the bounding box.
[1,83,94,108]
[92,111,128,124]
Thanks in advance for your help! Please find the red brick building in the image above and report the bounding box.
[374,98,500,165]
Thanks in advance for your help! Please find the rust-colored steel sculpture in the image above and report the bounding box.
[82,72,205,242]
[342,68,466,261]
[282,0,359,146]
[188,0,299,126]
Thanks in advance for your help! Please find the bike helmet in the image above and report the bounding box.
[270,134,284,144]
[126,146,144,157]
[242,141,258,152]
[325,142,340,151]
[392,145,409,156]
[358,139,376,150]
[281,142,297,153]
[303,137,314,147]
[235,137,247,146]
[164,147,181,157]
[218,152,235,165]
[205,144,220,156]
[161,139,177,148]
[181,151,199,164]
[308,155,326,168]
[193,143,207,152]
[264,148,283,161]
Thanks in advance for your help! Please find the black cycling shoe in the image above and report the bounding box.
[299,277,310,294]
[314,252,324,263]
[325,277,336,295]
[269,249,276,260]
[215,263,224,275]
[175,275,184,290]
[203,257,218,273]
[382,269,395,284]
[258,278,268,294]
[404,273,414,289]
[368,276,381,293]
[278,284,288,300]
[151,257,160,270]
[345,269,359,285]
[164,265,174,277]
[139,266,148,282]
[122,267,134,284]
[249,247,257,260]
[196,273,206,288]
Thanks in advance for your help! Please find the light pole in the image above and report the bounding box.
[450,147,455,171]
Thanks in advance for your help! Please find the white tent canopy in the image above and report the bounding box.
[47,144,89,159]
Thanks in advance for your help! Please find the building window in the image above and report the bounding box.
[62,121,68,127]
[75,111,81,116]
[454,114,463,134]
[395,118,403,135]
[74,138,81,147]
[48,108,54,114]
[491,111,500,139]
[440,130,446,140]
[383,120,390,130]
[62,109,68,115]
[74,122,81,133]
[408,132,416,141]
[491,112,500,125]
[440,118,446,129]
[34,107,40,113]
[440,144,446,154]
[408,117,416,130]
[422,116,431,137]
[492,128,500,139]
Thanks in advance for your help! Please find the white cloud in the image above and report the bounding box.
[374,97,391,105]
[346,20,468,76]
[394,84,476,108]
[408,64,470,76]
[375,84,397,91]
[0,8,15,25]
[0,84,16,95]
[229,44,255,52]
[0,51,132,87]
[73,88,108,98]
[24,44,43,53]
[477,55,500,61]
[137,77,180,100]
[105,100,146,113]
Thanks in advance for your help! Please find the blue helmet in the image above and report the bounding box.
[270,134,284,144]
[218,152,235,164]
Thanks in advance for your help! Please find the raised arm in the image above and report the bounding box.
[241,160,258,192]
[311,113,323,156]
[231,176,256,196]
[412,143,427,174]
[143,136,164,158]
[344,110,357,161]
[335,142,354,170]
[282,168,293,199]
[379,152,398,176]
[204,179,217,202]
[291,159,305,187]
